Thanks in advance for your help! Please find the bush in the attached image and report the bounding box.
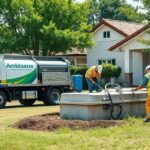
[101,64,112,78]
[101,64,121,78]
[70,66,88,75]
[111,65,121,77]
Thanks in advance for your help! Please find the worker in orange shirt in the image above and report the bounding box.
[133,65,150,122]
[85,65,103,93]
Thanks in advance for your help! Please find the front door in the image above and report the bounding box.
[132,51,143,86]
[143,53,150,73]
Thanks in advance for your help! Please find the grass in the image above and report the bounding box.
[1,101,150,150]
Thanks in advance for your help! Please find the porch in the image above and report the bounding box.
[124,49,150,86]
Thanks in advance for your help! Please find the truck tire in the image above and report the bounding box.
[0,91,7,108]
[19,99,36,106]
[43,88,61,105]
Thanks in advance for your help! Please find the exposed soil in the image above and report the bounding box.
[12,112,126,132]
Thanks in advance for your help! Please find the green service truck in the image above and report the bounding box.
[0,55,71,108]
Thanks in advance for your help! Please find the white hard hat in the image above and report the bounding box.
[96,65,103,73]
[145,65,150,72]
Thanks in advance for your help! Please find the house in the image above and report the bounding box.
[87,18,150,86]
[56,48,87,67]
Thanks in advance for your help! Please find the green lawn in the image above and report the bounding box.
[0,101,150,150]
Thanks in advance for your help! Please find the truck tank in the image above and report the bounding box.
[0,55,38,85]
[35,56,70,86]
[0,55,71,86]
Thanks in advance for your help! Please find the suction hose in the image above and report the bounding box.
[107,92,122,119]
[94,82,122,119]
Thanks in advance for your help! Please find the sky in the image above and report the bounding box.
[75,0,140,6]
[75,0,138,4]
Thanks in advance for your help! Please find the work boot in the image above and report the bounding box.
[143,118,150,122]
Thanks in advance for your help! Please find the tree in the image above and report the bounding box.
[87,0,145,25]
[142,0,150,53]
[118,5,145,23]
[0,0,94,55]
[135,0,150,53]
[142,0,150,20]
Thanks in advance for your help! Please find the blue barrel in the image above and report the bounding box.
[71,75,83,92]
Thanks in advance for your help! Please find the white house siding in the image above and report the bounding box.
[87,25,125,82]
[118,29,150,85]
[120,30,150,51]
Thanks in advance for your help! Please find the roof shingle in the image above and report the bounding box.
[94,18,146,36]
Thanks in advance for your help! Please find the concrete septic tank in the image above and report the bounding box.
[58,89,147,120]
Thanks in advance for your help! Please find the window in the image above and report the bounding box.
[108,60,111,64]
[112,59,116,65]
[103,31,110,38]
[98,59,116,65]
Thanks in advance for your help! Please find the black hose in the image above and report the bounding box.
[110,104,122,119]
[107,93,122,119]
[95,83,123,119]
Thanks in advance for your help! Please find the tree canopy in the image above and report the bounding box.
[0,0,149,56]
[135,0,150,53]
[88,0,145,25]
[0,0,94,55]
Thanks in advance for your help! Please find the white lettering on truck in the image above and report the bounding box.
[6,63,34,69]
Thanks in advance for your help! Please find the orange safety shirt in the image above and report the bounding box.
[145,72,150,95]
[85,66,98,79]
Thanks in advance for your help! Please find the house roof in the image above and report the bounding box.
[109,23,150,51]
[93,18,145,37]
[56,48,86,56]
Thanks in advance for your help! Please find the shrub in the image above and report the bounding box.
[111,65,121,77]
[101,64,112,78]
[101,64,121,78]
[70,66,88,75]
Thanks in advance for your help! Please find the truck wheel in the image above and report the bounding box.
[0,91,7,108]
[43,88,61,105]
[19,99,36,106]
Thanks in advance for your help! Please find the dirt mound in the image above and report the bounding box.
[12,112,125,132]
